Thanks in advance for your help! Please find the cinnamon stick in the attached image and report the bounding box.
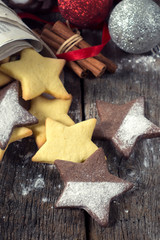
[41,28,106,77]
[52,21,117,73]
[43,23,52,30]
[41,33,60,50]
[67,61,87,78]
[50,24,107,75]
[77,40,117,73]
[42,39,87,78]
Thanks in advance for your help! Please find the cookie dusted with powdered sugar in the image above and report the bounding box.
[55,148,133,227]
[93,98,160,157]
[0,81,38,149]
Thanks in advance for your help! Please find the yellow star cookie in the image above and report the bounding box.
[32,118,98,164]
[0,48,71,100]
[29,96,75,148]
[0,71,11,87]
[0,127,32,161]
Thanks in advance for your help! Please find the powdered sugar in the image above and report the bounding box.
[42,197,49,203]
[124,209,129,213]
[0,82,37,148]
[56,181,129,222]
[48,164,56,170]
[143,157,149,168]
[117,55,160,72]
[21,175,45,196]
[0,87,18,145]
[112,101,157,152]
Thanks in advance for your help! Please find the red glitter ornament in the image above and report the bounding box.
[58,0,113,28]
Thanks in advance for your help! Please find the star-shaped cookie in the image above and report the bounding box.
[94,98,160,157]
[55,148,133,227]
[0,48,71,100]
[32,118,98,164]
[0,127,32,161]
[29,95,74,148]
[0,71,11,87]
[0,81,38,149]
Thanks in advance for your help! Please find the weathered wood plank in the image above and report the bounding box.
[83,29,160,239]
[1,1,160,239]
[0,69,86,240]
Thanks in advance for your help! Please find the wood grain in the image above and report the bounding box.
[0,2,160,239]
[82,30,160,239]
[0,69,86,240]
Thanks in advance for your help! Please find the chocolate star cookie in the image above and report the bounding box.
[55,148,133,227]
[94,98,160,157]
[0,81,37,149]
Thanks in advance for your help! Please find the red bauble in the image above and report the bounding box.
[58,0,113,28]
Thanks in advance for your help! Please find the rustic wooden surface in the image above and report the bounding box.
[0,2,160,239]
[82,30,160,240]
[0,70,87,240]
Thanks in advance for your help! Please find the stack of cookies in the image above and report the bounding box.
[0,48,160,226]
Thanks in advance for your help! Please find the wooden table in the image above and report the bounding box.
[0,9,160,240]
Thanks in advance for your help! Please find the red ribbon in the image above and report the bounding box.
[18,12,111,62]
[56,23,110,61]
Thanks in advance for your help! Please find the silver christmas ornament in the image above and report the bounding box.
[108,0,160,54]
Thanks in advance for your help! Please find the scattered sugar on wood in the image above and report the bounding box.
[18,151,34,160]
[21,174,45,196]
[143,157,149,168]
[48,164,56,169]
[142,139,159,166]
[42,197,49,203]
[117,55,160,72]
[128,170,136,177]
